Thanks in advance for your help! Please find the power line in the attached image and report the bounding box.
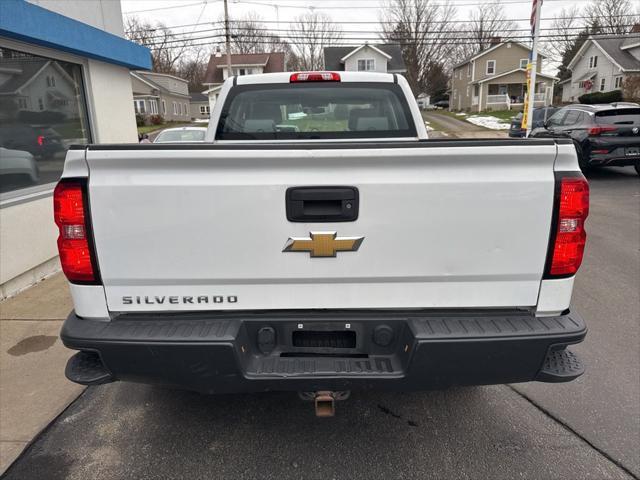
[125,13,639,31]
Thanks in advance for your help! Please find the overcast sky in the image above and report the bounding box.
[119,0,589,72]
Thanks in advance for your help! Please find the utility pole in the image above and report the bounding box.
[223,0,232,76]
[524,0,542,137]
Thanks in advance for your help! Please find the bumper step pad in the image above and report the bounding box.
[65,351,114,385]
[536,348,584,383]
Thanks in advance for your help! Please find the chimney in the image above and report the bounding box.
[489,36,501,45]
[631,23,640,34]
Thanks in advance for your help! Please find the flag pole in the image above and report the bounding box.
[524,0,542,137]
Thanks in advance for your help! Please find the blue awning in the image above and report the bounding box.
[0,0,151,70]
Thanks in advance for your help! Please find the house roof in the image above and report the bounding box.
[189,91,208,102]
[340,44,392,62]
[323,44,406,71]
[452,41,540,69]
[203,52,285,84]
[131,71,191,98]
[0,58,48,94]
[574,71,596,83]
[473,68,558,84]
[567,35,640,72]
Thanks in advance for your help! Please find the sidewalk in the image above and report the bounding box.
[0,273,83,474]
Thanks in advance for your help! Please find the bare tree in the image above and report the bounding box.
[125,17,192,73]
[583,0,640,35]
[288,12,343,71]
[545,6,582,63]
[381,0,458,96]
[176,48,209,91]
[466,0,517,55]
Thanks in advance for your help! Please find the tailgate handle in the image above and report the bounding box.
[286,186,359,222]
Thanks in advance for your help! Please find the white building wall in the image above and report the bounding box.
[343,47,389,72]
[25,0,125,37]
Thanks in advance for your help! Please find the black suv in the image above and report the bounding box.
[530,103,640,175]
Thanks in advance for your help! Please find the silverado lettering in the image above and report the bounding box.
[121,295,238,305]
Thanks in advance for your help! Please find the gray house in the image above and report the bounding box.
[131,71,191,122]
[323,44,406,74]
[563,32,640,103]
[189,91,209,120]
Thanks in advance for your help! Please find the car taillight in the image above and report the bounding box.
[53,179,99,283]
[545,174,589,278]
[290,72,340,82]
[37,135,44,146]
[587,125,617,136]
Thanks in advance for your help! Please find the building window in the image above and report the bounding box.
[600,78,606,91]
[466,86,470,97]
[589,55,598,68]
[486,60,496,75]
[200,105,206,114]
[357,59,375,71]
[184,103,188,115]
[149,99,158,114]
[0,46,91,196]
[173,102,178,115]
[614,76,623,89]
[467,63,472,77]
[520,59,528,69]
[162,100,166,114]
[134,99,146,114]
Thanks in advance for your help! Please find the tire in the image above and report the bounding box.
[635,163,640,176]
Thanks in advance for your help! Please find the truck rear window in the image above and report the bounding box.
[215,82,416,140]
[594,108,640,124]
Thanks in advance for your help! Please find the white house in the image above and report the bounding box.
[563,31,640,103]
[0,0,150,298]
[323,44,407,74]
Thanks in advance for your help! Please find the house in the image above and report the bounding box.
[189,91,209,120]
[450,40,557,112]
[202,52,285,111]
[131,71,191,122]
[0,58,82,121]
[0,0,150,298]
[563,30,640,103]
[323,44,406,74]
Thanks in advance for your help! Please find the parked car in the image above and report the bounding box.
[530,104,640,175]
[153,126,207,143]
[0,146,39,192]
[509,106,559,138]
[433,100,449,109]
[56,71,588,416]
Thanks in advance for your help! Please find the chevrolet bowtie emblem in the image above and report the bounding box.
[283,231,364,257]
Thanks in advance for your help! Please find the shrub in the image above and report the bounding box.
[578,90,623,104]
[135,114,145,127]
[150,114,164,125]
[622,75,640,103]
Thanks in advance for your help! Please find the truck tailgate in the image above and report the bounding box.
[84,142,557,312]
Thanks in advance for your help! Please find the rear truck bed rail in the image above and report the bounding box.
[62,309,586,394]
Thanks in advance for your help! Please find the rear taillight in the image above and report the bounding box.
[37,135,44,146]
[53,179,99,283]
[588,125,617,136]
[290,72,340,82]
[545,174,589,278]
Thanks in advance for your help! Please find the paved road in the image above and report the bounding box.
[4,168,639,480]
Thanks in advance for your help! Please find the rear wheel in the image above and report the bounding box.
[635,163,640,176]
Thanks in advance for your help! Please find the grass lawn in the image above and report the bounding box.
[137,121,197,135]
[434,109,518,121]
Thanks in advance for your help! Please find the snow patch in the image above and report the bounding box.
[466,115,510,130]
[455,112,467,116]
[424,120,434,131]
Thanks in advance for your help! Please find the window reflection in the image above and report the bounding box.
[0,47,91,195]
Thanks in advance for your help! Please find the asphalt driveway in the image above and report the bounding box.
[3,167,638,480]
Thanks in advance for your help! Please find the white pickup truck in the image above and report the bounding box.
[57,72,589,415]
